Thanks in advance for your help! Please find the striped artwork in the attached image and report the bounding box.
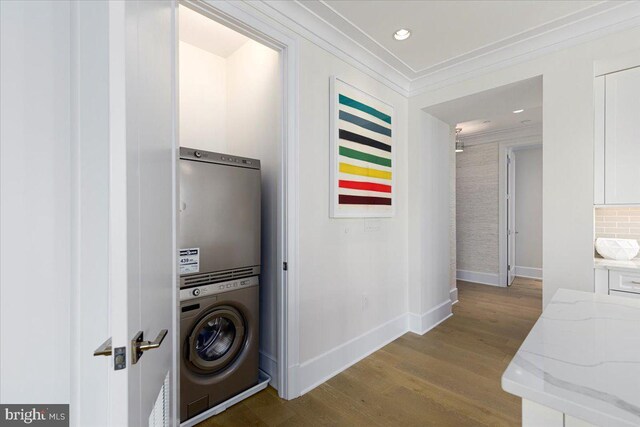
[331,77,394,217]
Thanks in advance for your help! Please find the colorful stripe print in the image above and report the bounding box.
[337,93,393,207]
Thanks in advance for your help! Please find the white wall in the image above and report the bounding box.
[407,111,452,331]
[179,41,227,152]
[410,25,640,306]
[514,147,543,273]
[296,37,409,390]
[456,143,500,275]
[0,0,71,403]
[225,39,281,383]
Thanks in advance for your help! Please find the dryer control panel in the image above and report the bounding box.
[180,275,259,302]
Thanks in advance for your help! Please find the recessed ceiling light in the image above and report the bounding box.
[393,29,411,41]
[513,109,524,114]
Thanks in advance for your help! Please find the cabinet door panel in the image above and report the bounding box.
[609,269,640,293]
[605,66,640,204]
[610,289,640,299]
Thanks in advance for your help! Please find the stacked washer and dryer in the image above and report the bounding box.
[178,147,262,423]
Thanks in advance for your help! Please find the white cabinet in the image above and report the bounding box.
[593,268,640,299]
[594,268,609,294]
[594,65,640,205]
[522,400,597,427]
[522,400,563,427]
[610,289,640,299]
[609,269,640,293]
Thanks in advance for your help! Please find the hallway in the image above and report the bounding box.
[199,278,542,426]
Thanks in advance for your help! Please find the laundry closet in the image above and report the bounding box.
[177,4,281,424]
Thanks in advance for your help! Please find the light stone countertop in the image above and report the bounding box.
[594,257,640,272]
[502,289,640,427]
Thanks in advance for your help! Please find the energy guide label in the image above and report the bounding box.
[179,248,200,274]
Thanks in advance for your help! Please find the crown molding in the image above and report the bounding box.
[243,0,411,95]
[300,0,416,76]
[409,1,629,77]
[245,1,640,98]
[408,1,640,96]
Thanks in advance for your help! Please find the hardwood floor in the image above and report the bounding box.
[198,277,542,427]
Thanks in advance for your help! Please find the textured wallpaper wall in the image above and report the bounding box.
[456,142,500,274]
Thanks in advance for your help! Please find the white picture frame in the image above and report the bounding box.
[330,76,396,218]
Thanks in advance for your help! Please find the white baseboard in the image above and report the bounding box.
[515,266,543,280]
[457,269,504,287]
[408,299,452,335]
[297,313,408,395]
[450,288,459,305]
[295,299,454,396]
[259,351,278,390]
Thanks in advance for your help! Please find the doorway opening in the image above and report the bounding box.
[423,76,543,297]
[175,1,298,423]
[505,144,543,285]
[71,2,298,424]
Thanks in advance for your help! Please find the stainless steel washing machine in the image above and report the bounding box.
[179,147,261,289]
[180,276,259,422]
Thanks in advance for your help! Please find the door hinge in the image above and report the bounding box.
[508,264,512,271]
[283,262,288,271]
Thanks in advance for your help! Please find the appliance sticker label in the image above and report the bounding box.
[179,248,200,274]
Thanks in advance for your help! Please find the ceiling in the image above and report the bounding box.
[295,0,630,86]
[424,76,542,136]
[455,107,542,136]
[179,5,249,58]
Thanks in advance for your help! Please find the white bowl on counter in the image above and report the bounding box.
[595,238,640,261]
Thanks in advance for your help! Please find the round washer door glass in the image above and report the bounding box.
[196,317,235,360]
[189,306,246,372]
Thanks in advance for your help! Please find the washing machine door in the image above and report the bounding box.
[188,306,246,372]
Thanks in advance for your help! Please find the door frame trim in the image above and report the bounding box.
[499,139,542,287]
[178,0,301,404]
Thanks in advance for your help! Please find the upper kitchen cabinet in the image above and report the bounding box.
[595,61,640,205]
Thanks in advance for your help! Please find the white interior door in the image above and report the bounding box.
[108,1,177,425]
[507,150,516,286]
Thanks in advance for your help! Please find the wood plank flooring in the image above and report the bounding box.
[198,277,542,427]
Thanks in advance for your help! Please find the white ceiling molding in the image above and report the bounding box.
[461,123,542,147]
[298,0,416,76]
[244,0,640,98]
[408,1,640,95]
[243,0,411,95]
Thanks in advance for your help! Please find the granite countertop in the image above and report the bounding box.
[594,257,640,271]
[502,289,640,427]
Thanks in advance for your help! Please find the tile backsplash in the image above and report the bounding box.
[595,207,640,259]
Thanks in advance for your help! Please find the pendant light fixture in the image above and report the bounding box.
[455,128,464,153]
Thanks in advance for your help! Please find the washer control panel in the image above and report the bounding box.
[180,275,259,302]
[179,147,260,170]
